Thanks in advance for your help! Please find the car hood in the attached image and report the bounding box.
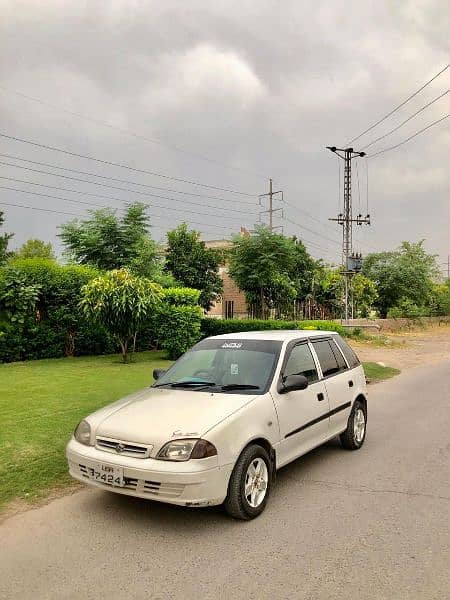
[89,386,257,453]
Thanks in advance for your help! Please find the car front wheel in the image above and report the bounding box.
[224,444,272,520]
[340,399,367,450]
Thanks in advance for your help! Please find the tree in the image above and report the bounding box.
[229,226,315,318]
[0,210,13,265]
[351,273,378,317]
[313,266,344,319]
[14,239,55,260]
[59,203,163,278]
[165,223,223,311]
[362,241,439,317]
[80,269,162,362]
[431,281,450,316]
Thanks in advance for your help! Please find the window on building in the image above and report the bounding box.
[224,300,234,319]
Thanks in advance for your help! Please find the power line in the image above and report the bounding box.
[361,89,450,150]
[0,198,238,238]
[282,197,341,235]
[368,114,449,158]
[0,162,258,216]
[283,214,341,247]
[0,132,257,196]
[283,216,340,254]
[347,64,449,144]
[0,200,81,217]
[0,84,267,180]
[0,152,259,205]
[0,184,254,227]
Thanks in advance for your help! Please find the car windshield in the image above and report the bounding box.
[154,338,282,394]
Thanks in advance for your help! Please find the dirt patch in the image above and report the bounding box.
[352,324,450,370]
[0,481,82,525]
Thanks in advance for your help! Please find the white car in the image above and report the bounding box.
[67,330,367,519]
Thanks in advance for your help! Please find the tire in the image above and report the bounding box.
[340,399,367,450]
[224,445,272,520]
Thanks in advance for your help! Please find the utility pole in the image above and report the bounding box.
[259,178,283,232]
[327,146,370,322]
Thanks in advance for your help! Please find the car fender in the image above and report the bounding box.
[203,393,280,468]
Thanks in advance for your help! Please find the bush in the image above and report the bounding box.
[387,299,430,319]
[158,305,203,359]
[162,287,201,306]
[0,258,111,362]
[200,318,346,338]
[154,288,203,359]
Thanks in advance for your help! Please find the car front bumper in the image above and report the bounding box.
[66,438,233,507]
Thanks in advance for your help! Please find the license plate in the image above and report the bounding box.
[85,463,125,487]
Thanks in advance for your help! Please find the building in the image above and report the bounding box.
[204,235,249,319]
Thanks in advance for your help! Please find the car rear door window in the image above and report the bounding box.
[311,339,345,377]
[329,339,348,371]
[284,343,319,383]
[334,335,360,368]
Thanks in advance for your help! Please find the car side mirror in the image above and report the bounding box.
[153,368,166,381]
[280,374,309,393]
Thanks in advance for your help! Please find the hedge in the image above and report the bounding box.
[0,259,114,361]
[0,261,202,362]
[200,318,346,338]
[154,288,202,359]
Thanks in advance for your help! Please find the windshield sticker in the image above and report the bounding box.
[221,342,243,349]
[230,363,239,375]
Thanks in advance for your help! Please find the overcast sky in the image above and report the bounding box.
[0,1,449,272]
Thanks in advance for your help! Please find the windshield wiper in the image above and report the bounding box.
[154,380,216,388]
[220,384,260,391]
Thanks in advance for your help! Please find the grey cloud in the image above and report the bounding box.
[0,0,448,270]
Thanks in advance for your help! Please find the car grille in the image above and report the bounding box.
[77,464,185,498]
[95,437,152,459]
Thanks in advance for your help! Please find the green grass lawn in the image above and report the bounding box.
[0,351,172,509]
[0,352,400,511]
[363,362,401,382]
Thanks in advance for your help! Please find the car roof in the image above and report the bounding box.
[209,329,339,342]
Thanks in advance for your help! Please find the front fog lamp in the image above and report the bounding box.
[74,420,92,446]
[157,439,217,461]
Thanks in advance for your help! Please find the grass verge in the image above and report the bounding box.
[363,361,401,382]
[0,351,172,510]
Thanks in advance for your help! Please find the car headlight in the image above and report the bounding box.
[156,439,217,461]
[74,420,92,446]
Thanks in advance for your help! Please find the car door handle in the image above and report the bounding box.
[348,380,354,388]
[317,392,325,401]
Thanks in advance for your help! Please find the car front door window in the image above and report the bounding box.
[283,343,319,383]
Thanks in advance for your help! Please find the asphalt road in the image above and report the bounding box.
[1,361,449,600]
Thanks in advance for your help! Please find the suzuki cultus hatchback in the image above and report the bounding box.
[67,330,367,519]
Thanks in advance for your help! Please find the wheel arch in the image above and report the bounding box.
[241,437,276,477]
[354,393,367,413]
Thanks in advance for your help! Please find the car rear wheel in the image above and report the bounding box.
[340,399,367,450]
[224,444,272,520]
